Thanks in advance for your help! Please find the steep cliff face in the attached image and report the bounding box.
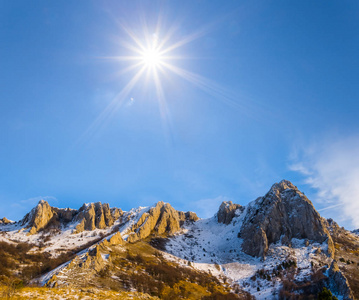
[239,180,334,258]
[127,202,198,243]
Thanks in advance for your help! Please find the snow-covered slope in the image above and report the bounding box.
[165,215,331,298]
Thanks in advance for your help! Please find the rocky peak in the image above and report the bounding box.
[217,201,244,225]
[269,179,297,194]
[22,200,54,234]
[239,180,334,258]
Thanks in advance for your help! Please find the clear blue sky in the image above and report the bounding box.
[1,1,359,229]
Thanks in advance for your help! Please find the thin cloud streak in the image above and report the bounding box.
[290,135,359,229]
[317,203,344,212]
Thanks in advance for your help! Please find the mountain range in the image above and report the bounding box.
[0,180,358,299]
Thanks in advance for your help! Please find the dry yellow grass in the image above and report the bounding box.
[0,286,158,300]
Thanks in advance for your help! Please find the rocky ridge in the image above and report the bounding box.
[21,200,123,235]
[127,201,198,243]
[238,180,334,258]
[1,179,357,299]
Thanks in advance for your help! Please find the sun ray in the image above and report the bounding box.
[161,62,240,107]
[77,66,146,145]
[153,66,173,145]
[101,55,142,61]
[160,62,267,120]
[119,23,147,53]
[159,28,207,56]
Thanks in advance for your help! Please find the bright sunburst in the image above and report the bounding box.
[81,18,249,145]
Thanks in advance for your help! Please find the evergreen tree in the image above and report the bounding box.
[318,287,338,300]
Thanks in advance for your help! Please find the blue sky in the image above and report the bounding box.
[1,1,359,229]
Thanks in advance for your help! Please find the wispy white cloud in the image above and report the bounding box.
[19,196,58,206]
[0,196,58,221]
[192,195,232,219]
[317,203,344,212]
[289,135,359,229]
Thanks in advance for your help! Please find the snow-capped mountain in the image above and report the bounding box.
[0,180,358,299]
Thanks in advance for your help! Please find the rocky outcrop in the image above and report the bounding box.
[327,260,354,300]
[178,211,199,226]
[111,207,122,220]
[217,201,244,225]
[85,245,106,272]
[74,202,120,233]
[0,217,13,224]
[22,200,55,234]
[127,202,198,243]
[240,180,334,258]
[100,232,124,249]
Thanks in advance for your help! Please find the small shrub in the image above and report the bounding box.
[317,287,338,300]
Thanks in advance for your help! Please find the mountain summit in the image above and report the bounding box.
[239,179,334,258]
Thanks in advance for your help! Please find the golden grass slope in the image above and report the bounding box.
[0,286,157,300]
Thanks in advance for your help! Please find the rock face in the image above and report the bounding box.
[74,202,122,233]
[327,260,354,300]
[22,200,55,234]
[239,180,334,258]
[217,201,244,225]
[127,202,198,243]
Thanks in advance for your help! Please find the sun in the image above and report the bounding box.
[141,47,162,69]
